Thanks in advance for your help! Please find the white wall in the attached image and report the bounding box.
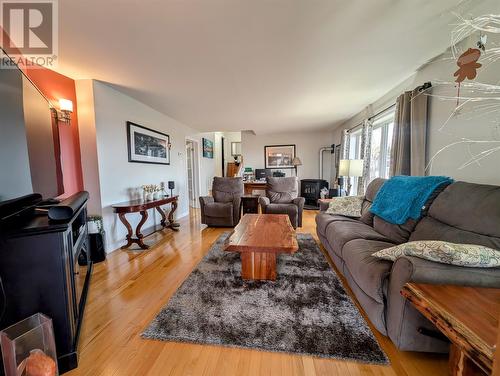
[75,79,102,215]
[193,132,217,196]
[241,130,335,185]
[213,132,223,178]
[191,131,240,194]
[0,68,33,201]
[334,34,500,186]
[79,80,199,252]
[222,131,241,174]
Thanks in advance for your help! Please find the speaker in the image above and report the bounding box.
[89,233,106,263]
[168,181,175,197]
[48,191,89,222]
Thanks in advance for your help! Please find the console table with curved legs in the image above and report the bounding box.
[112,195,179,250]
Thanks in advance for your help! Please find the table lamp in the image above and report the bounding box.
[338,159,363,196]
[292,157,302,176]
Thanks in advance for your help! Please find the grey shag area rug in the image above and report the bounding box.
[142,233,389,364]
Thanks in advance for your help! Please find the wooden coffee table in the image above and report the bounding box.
[224,214,298,281]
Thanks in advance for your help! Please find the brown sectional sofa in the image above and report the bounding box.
[316,178,500,352]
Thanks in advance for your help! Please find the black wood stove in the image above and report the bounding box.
[300,179,328,209]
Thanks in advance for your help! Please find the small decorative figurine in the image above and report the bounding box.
[454,48,482,83]
[453,47,482,106]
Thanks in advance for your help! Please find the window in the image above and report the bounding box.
[348,129,362,160]
[368,110,395,182]
[344,108,395,195]
[347,128,363,194]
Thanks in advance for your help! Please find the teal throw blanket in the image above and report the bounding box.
[370,176,453,225]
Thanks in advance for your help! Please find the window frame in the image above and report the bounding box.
[370,110,395,180]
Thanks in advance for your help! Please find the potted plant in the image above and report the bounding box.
[87,215,104,234]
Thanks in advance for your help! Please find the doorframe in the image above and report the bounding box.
[221,136,225,177]
[185,137,201,208]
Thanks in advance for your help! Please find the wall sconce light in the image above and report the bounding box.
[51,98,73,124]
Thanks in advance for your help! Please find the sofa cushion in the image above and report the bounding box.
[266,177,298,203]
[411,182,500,250]
[427,181,500,238]
[373,240,500,268]
[360,203,375,226]
[373,216,416,244]
[315,213,359,237]
[410,217,500,250]
[325,219,394,258]
[325,196,363,217]
[212,177,243,203]
[359,178,386,226]
[342,239,394,303]
[204,202,233,218]
[371,179,450,244]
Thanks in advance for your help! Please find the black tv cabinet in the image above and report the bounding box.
[0,192,92,374]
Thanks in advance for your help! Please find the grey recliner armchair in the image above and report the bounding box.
[259,177,305,228]
[199,177,243,227]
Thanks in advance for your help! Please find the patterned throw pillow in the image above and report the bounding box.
[373,241,500,268]
[325,196,364,218]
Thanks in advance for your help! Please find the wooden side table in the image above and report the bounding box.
[241,195,259,215]
[112,195,179,250]
[401,283,500,376]
[243,181,267,195]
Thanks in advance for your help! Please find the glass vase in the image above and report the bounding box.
[0,313,58,376]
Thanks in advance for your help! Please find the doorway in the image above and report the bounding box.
[185,139,200,208]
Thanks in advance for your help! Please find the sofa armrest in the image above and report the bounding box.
[319,200,330,212]
[292,197,305,209]
[386,255,500,351]
[391,255,500,287]
[199,196,214,223]
[292,197,305,227]
[259,196,270,212]
[232,196,242,224]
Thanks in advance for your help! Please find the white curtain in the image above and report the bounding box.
[357,119,373,195]
[340,129,350,159]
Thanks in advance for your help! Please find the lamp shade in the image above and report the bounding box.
[292,157,302,166]
[59,98,73,112]
[338,159,364,177]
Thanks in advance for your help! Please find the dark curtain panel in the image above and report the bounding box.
[390,83,431,176]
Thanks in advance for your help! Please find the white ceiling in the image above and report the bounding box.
[56,0,491,134]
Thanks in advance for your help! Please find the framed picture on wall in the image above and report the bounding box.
[264,144,296,169]
[127,121,170,165]
[202,138,214,158]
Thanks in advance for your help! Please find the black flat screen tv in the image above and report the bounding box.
[0,50,64,205]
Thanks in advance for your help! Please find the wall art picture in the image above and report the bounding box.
[127,121,170,165]
[264,144,296,169]
[202,138,214,158]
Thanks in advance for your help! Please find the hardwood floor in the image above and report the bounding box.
[68,209,448,376]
